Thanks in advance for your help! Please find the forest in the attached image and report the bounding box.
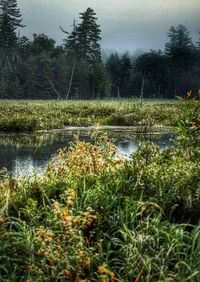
[0,0,200,100]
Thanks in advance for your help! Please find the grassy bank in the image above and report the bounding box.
[0,131,199,281]
[0,97,199,281]
[0,99,179,132]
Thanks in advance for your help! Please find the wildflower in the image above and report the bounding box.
[64,270,71,277]
[57,165,62,173]
[92,215,97,220]
[63,216,71,223]
[52,202,59,209]
[79,251,85,257]
[0,217,5,224]
[56,244,61,250]
[66,199,72,206]
[81,212,89,217]
[55,253,61,259]
[27,265,33,271]
[73,218,79,223]
[79,144,85,150]
[86,221,92,226]
[97,266,103,273]
[67,223,72,229]
[36,249,43,255]
[110,272,116,279]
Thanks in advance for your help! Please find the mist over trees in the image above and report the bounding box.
[0,0,199,99]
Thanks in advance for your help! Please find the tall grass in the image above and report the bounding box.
[0,96,199,281]
[0,99,179,132]
[0,132,199,281]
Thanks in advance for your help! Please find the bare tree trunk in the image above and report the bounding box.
[140,73,145,98]
[66,59,76,100]
[117,86,120,98]
[46,77,63,100]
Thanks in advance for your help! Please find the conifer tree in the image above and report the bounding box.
[0,0,24,50]
[65,8,101,63]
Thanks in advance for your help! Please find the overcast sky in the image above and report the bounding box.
[18,0,200,53]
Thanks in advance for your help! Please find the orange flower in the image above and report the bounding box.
[110,272,116,279]
[27,265,33,271]
[55,253,61,259]
[0,217,5,224]
[86,221,92,226]
[66,199,72,206]
[36,249,43,256]
[63,216,71,223]
[92,215,97,220]
[73,218,79,223]
[56,244,61,250]
[81,212,89,217]
[67,223,72,229]
[79,144,85,150]
[97,266,103,273]
[51,203,59,209]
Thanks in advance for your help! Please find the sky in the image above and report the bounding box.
[18,0,200,53]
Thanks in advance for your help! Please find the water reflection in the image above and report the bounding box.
[0,129,175,177]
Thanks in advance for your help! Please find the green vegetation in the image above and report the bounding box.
[0,97,199,281]
[0,99,179,132]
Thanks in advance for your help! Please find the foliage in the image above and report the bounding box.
[0,0,24,50]
[176,90,200,155]
[0,99,179,132]
[0,124,199,281]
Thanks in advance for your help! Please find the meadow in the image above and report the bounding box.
[0,99,179,133]
[0,97,199,281]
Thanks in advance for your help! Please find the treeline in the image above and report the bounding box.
[0,0,199,99]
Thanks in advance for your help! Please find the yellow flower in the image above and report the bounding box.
[36,249,43,255]
[97,266,103,273]
[110,272,116,279]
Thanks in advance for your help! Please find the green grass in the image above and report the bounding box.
[0,134,199,281]
[0,98,198,281]
[0,99,179,132]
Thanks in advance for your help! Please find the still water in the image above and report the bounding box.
[0,128,175,177]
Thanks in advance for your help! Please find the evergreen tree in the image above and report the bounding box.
[197,32,200,50]
[0,0,24,50]
[106,53,121,97]
[165,25,194,67]
[120,54,132,97]
[76,7,101,63]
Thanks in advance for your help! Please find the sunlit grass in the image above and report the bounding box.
[0,133,199,281]
[0,99,179,132]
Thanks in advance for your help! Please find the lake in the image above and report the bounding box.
[0,128,175,177]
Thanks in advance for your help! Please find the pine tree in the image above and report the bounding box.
[76,7,101,63]
[165,25,194,64]
[0,0,24,50]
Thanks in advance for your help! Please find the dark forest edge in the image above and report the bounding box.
[0,1,200,100]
